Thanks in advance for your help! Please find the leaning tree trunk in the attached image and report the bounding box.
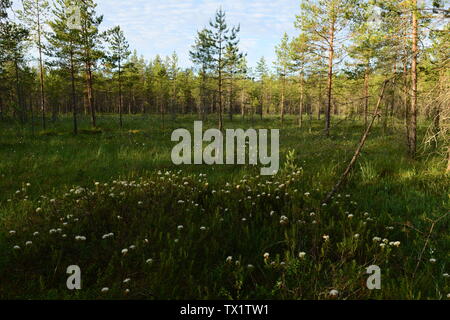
[324,79,389,204]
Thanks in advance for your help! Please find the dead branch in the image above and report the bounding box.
[323,79,390,204]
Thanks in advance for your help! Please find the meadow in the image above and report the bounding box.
[0,114,448,299]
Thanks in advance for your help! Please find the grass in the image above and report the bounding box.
[0,114,448,299]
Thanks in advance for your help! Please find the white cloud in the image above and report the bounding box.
[96,0,299,68]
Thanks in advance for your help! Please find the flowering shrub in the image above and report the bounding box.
[1,167,447,300]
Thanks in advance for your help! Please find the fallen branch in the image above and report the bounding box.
[323,79,390,204]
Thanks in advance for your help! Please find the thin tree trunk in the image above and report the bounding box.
[409,0,418,158]
[70,50,78,135]
[36,3,46,130]
[86,61,96,127]
[298,72,304,128]
[364,65,369,127]
[404,61,411,153]
[118,58,123,128]
[326,21,335,136]
[281,74,285,124]
[14,58,24,124]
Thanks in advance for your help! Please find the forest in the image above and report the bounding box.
[0,0,449,300]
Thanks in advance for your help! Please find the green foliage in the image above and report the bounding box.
[0,115,448,299]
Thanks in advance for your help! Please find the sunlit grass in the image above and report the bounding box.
[0,114,448,299]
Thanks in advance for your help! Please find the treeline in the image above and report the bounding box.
[0,0,448,161]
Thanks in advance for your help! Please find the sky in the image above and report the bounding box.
[95,0,300,70]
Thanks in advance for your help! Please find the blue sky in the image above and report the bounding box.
[95,0,300,70]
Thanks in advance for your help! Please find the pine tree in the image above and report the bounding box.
[105,25,130,128]
[78,0,104,127]
[17,0,50,129]
[298,0,355,136]
[208,8,242,131]
[224,25,245,121]
[348,1,384,128]
[47,0,83,134]
[190,28,214,120]
[255,56,269,119]
[290,33,311,127]
[274,33,292,125]
[0,3,29,123]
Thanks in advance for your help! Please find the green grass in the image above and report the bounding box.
[0,114,448,299]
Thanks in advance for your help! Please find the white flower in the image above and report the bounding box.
[200,226,207,231]
[372,237,381,242]
[13,245,21,250]
[146,258,153,264]
[447,293,450,299]
[177,225,184,231]
[304,192,310,196]
[36,208,42,213]
[226,256,233,263]
[298,252,306,259]
[429,258,437,264]
[9,230,16,235]
[348,214,354,219]
[25,241,32,246]
[121,248,128,255]
[323,235,330,241]
[33,232,39,236]
[329,289,339,298]
[247,264,255,270]
[123,278,131,284]
[443,273,449,278]
[263,253,270,260]
[101,287,109,293]
[354,234,360,239]
[129,245,136,250]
